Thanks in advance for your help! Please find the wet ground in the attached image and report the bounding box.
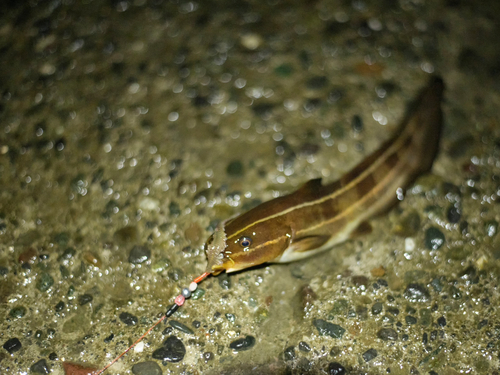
[1,0,500,374]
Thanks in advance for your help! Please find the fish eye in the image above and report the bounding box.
[238,236,252,247]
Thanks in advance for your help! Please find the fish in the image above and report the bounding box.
[205,76,444,275]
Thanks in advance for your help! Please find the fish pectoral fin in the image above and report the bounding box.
[349,221,373,239]
[292,235,331,253]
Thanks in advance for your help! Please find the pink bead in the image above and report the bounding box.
[175,295,185,306]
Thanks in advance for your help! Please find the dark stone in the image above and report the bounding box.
[192,320,201,328]
[55,137,66,151]
[430,277,443,292]
[274,63,294,77]
[48,352,58,360]
[328,362,347,375]
[362,348,378,362]
[78,294,93,306]
[3,337,22,353]
[313,319,345,338]
[424,227,445,250]
[55,301,65,312]
[229,336,255,351]
[226,160,244,177]
[298,341,311,352]
[168,202,181,217]
[203,351,214,362]
[406,315,417,325]
[377,279,388,287]
[128,245,151,264]
[169,320,194,334]
[328,87,344,103]
[36,272,54,292]
[61,247,76,260]
[371,302,383,315]
[351,115,363,132]
[303,98,322,112]
[283,346,296,361]
[351,275,369,287]
[437,316,447,327]
[296,357,312,371]
[30,359,50,374]
[104,334,114,343]
[446,205,461,223]
[404,283,430,302]
[218,273,231,290]
[162,327,173,335]
[119,312,138,326]
[152,336,186,362]
[131,360,162,375]
[9,306,26,319]
[377,328,398,341]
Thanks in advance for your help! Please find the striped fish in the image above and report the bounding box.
[205,77,444,275]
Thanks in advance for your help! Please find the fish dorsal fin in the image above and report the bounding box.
[294,178,324,199]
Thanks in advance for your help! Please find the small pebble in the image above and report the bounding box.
[328,362,347,375]
[9,306,26,319]
[446,205,461,223]
[55,301,65,312]
[152,336,186,362]
[30,359,50,374]
[128,245,151,264]
[313,319,345,339]
[218,273,231,290]
[169,320,194,334]
[60,247,76,260]
[229,335,256,351]
[119,312,138,326]
[191,288,205,300]
[203,351,214,363]
[283,346,296,361]
[226,160,244,177]
[169,202,181,217]
[371,302,383,315]
[425,227,445,250]
[192,320,201,328]
[377,328,398,341]
[78,294,93,306]
[104,334,114,343]
[404,283,430,302]
[36,272,54,292]
[298,341,311,352]
[351,114,363,132]
[162,327,173,335]
[362,348,378,362]
[131,361,162,375]
[437,316,447,327]
[3,337,22,353]
[405,315,417,325]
